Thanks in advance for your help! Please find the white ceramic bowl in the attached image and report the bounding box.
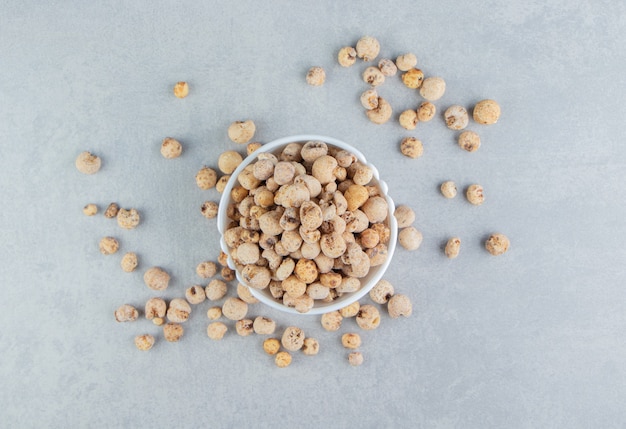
[217,135,397,315]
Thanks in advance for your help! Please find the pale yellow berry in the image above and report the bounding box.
[400,137,423,159]
[161,137,182,159]
[75,151,101,174]
[458,131,481,152]
[99,237,119,255]
[306,66,326,86]
[485,233,510,255]
[263,338,281,355]
[134,334,155,351]
[173,81,189,98]
[196,167,218,190]
[445,237,461,259]
[466,184,485,205]
[120,252,138,272]
[275,351,292,368]
[83,204,97,216]
[473,99,501,124]
[338,46,357,67]
[228,120,256,144]
[440,181,457,198]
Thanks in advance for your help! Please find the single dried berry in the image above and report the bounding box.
[143,267,170,291]
[362,66,385,86]
[417,102,436,122]
[400,137,424,159]
[218,151,243,174]
[117,208,140,229]
[395,53,417,71]
[201,201,219,219]
[401,68,424,89]
[161,137,182,159]
[306,66,326,86]
[120,252,138,272]
[205,279,228,301]
[440,181,457,198]
[355,36,380,61]
[337,46,357,67]
[302,338,320,355]
[473,99,501,125]
[485,233,510,255]
[163,323,184,342]
[196,261,217,279]
[369,279,394,304]
[173,81,189,98]
[394,205,415,228]
[263,338,281,355]
[99,237,119,255]
[458,130,481,152]
[222,297,248,321]
[235,319,254,336]
[75,151,101,174]
[444,105,469,130]
[378,58,397,77]
[399,109,418,130]
[339,301,360,318]
[185,285,206,305]
[114,304,138,322]
[275,351,292,368]
[207,306,222,320]
[388,294,413,318]
[398,227,423,251]
[196,167,218,190]
[355,304,381,330]
[341,333,362,349]
[360,89,378,110]
[104,202,119,218]
[83,204,97,216]
[207,322,228,340]
[419,77,446,101]
[253,316,276,335]
[348,351,364,366]
[167,298,191,323]
[445,237,461,259]
[466,184,485,205]
[281,326,305,351]
[134,334,155,351]
[228,120,256,144]
[145,298,167,322]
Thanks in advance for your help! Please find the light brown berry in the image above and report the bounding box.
[117,208,140,229]
[466,184,485,205]
[399,109,418,130]
[440,181,457,198]
[401,68,424,89]
[196,261,217,279]
[419,77,446,101]
[388,294,413,318]
[167,298,191,323]
[302,338,320,355]
[485,233,510,256]
[398,227,423,251]
[306,66,326,86]
[143,267,170,291]
[207,306,222,320]
[473,99,501,125]
[281,326,305,351]
[400,137,424,159]
[458,130,481,152]
[337,46,357,67]
[394,205,415,228]
[218,151,243,174]
[185,285,206,305]
[75,151,101,174]
[395,53,417,71]
[370,279,395,304]
[207,322,228,340]
[263,338,281,355]
[104,203,119,218]
[445,237,461,259]
[83,204,97,216]
[356,304,381,330]
[378,58,397,76]
[348,351,364,366]
[275,351,292,368]
[363,66,385,86]
[417,102,436,122]
[121,252,138,272]
[99,237,119,255]
[222,297,248,321]
[134,334,155,351]
[355,36,380,61]
[163,323,184,342]
[201,201,219,219]
[114,304,138,322]
[196,167,218,190]
[161,137,182,159]
[145,298,167,321]
[339,301,360,318]
[235,319,254,336]
[253,316,276,335]
[366,97,392,124]
[342,333,362,349]
[173,81,189,98]
[444,105,469,130]
[228,120,256,144]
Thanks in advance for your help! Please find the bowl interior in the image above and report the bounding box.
[217,134,397,315]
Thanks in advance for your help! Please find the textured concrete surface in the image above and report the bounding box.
[1,1,625,428]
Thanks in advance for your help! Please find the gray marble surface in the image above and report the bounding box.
[2,1,625,428]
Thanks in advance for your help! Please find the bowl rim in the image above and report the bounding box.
[217,134,398,315]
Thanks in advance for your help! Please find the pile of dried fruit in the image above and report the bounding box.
[76,35,510,367]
